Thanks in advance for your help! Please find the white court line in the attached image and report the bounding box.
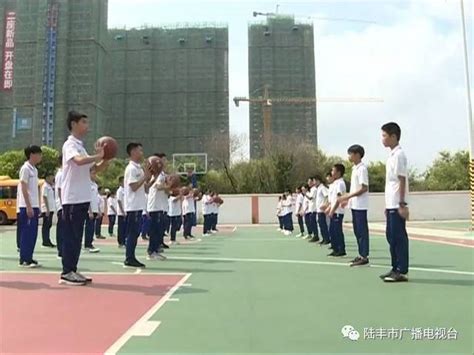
[232,226,237,232]
[104,272,191,355]
[0,270,188,276]
[1,255,472,277]
[168,298,180,302]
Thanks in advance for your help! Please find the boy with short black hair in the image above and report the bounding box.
[40,173,56,248]
[17,145,43,268]
[339,144,370,266]
[326,164,347,257]
[124,142,152,268]
[60,111,108,285]
[380,122,410,282]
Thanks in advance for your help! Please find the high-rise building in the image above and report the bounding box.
[106,25,229,164]
[248,16,317,158]
[0,0,108,151]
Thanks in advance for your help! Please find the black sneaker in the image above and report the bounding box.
[320,241,330,245]
[141,236,149,241]
[124,259,146,268]
[384,272,408,282]
[41,243,56,248]
[96,235,106,240]
[379,270,395,279]
[188,235,196,240]
[350,258,369,267]
[19,260,42,268]
[350,256,362,263]
[59,271,87,286]
[76,272,92,283]
[334,252,347,258]
[328,245,333,250]
[308,236,320,243]
[327,251,337,257]
[161,243,170,249]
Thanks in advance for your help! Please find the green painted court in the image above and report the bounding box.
[0,222,473,354]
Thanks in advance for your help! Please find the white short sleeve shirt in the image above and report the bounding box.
[54,169,62,211]
[316,185,329,212]
[385,145,409,209]
[182,195,195,214]
[61,135,93,205]
[147,174,168,212]
[168,196,182,217]
[329,178,347,215]
[41,182,55,213]
[116,186,125,216]
[124,161,146,212]
[107,196,117,215]
[17,161,39,208]
[89,182,99,213]
[349,162,369,210]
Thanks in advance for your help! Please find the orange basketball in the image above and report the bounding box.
[167,174,181,189]
[147,156,163,175]
[96,136,118,160]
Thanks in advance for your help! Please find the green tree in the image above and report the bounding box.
[0,146,59,179]
[423,151,469,191]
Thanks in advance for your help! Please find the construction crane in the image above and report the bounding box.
[233,85,383,153]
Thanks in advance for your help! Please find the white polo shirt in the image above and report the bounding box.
[349,162,369,210]
[54,169,62,211]
[107,196,117,215]
[385,145,409,209]
[61,135,93,205]
[182,195,195,214]
[294,194,304,214]
[90,182,99,213]
[168,196,182,217]
[202,194,212,215]
[307,186,317,212]
[329,178,347,215]
[281,198,292,216]
[116,186,125,216]
[316,185,329,212]
[17,161,39,208]
[147,173,168,212]
[124,160,146,212]
[98,195,105,214]
[302,195,309,214]
[41,182,55,213]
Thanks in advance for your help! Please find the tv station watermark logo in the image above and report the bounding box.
[341,325,459,342]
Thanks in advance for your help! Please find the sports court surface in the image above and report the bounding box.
[0,220,472,354]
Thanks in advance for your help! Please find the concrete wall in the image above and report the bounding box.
[210,191,470,224]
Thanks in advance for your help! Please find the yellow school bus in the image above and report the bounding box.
[0,176,44,225]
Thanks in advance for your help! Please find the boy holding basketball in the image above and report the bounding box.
[338,145,370,266]
[60,111,108,285]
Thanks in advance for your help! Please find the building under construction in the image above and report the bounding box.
[0,0,229,165]
[248,16,316,158]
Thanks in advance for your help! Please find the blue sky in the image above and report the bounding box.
[108,0,473,170]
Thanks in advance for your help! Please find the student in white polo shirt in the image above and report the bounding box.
[55,155,64,258]
[146,157,169,260]
[339,145,370,266]
[17,145,43,268]
[314,175,330,245]
[301,185,311,240]
[60,111,108,286]
[84,169,100,253]
[182,188,200,239]
[281,191,293,236]
[168,191,183,245]
[124,142,152,268]
[116,176,126,247]
[107,190,117,237]
[276,196,283,232]
[294,186,305,238]
[40,173,56,248]
[212,193,222,233]
[327,164,347,257]
[305,177,319,243]
[202,191,213,237]
[380,122,410,282]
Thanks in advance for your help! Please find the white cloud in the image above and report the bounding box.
[315,4,472,169]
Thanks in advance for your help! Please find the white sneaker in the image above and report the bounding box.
[170,241,180,245]
[295,233,303,238]
[210,230,217,234]
[202,233,211,237]
[276,228,282,232]
[86,246,100,253]
[284,231,292,236]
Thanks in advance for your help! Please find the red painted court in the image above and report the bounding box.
[0,273,186,355]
